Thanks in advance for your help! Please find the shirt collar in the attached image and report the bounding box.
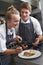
[21,18,30,24]
[8,28,15,35]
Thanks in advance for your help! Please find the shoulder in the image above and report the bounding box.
[0,23,5,30]
[0,23,6,36]
[30,16,40,26]
[30,16,39,23]
[30,16,42,35]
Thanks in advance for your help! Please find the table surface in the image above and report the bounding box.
[14,45,43,65]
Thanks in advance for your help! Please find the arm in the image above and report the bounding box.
[37,35,43,41]
[32,35,43,46]
[0,34,22,55]
[3,49,17,55]
[6,35,22,43]
[32,17,43,46]
[3,46,22,55]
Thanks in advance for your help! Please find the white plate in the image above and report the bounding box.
[18,49,41,59]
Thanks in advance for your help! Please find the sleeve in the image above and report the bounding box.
[0,33,7,52]
[32,17,42,35]
[35,20,42,35]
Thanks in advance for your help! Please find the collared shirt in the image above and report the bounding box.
[8,28,16,38]
[21,16,42,35]
[0,23,16,52]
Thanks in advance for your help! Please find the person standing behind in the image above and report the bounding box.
[19,2,43,49]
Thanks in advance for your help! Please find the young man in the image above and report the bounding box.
[0,5,22,65]
[19,2,43,49]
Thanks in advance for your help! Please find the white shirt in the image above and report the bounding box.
[21,16,42,35]
[0,24,16,52]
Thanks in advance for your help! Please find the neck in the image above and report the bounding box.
[7,23,11,29]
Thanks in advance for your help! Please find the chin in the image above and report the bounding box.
[23,18,28,22]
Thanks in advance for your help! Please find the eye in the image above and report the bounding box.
[21,11,24,14]
[21,11,28,14]
[15,20,19,22]
[25,12,28,14]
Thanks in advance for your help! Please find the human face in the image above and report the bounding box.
[8,14,20,29]
[21,8,31,22]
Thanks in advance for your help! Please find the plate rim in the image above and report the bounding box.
[18,49,41,59]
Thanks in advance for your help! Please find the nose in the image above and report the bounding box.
[23,13,26,16]
[14,23,17,26]
[14,22,19,26]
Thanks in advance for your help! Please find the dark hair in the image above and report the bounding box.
[5,5,20,21]
[20,2,32,12]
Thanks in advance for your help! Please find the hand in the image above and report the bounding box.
[32,38,39,46]
[15,35,22,43]
[16,46,23,54]
[21,44,28,49]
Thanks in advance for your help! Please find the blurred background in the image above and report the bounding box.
[0,0,43,31]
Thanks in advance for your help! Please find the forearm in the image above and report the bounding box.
[3,46,22,55]
[37,35,43,42]
[3,49,17,55]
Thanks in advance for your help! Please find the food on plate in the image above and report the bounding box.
[24,50,35,56]
[24,52,32,56]
[29,50,35,55]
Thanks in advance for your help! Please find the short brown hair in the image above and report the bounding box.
[5,5,20,21]
[20,2,32,12]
